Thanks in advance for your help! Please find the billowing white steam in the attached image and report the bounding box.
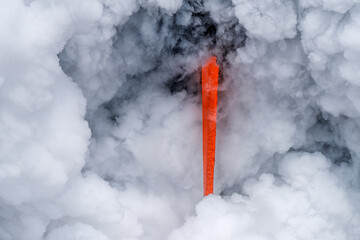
[0,0,360,239]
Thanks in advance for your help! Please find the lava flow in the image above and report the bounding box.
[202,56,219,196]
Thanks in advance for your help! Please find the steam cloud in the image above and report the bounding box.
[0,0,360,239]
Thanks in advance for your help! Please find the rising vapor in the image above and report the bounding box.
[0,0,360,239]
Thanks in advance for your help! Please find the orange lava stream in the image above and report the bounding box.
[202,56,219,196]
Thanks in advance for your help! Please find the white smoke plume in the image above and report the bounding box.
[0,0,360,239]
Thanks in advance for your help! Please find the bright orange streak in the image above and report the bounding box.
[202,56,219,196]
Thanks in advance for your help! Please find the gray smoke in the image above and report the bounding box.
[0,0,360,239]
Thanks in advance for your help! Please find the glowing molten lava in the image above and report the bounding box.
[202,56,219,196]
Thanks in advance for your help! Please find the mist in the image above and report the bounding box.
[0,0,360,239]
